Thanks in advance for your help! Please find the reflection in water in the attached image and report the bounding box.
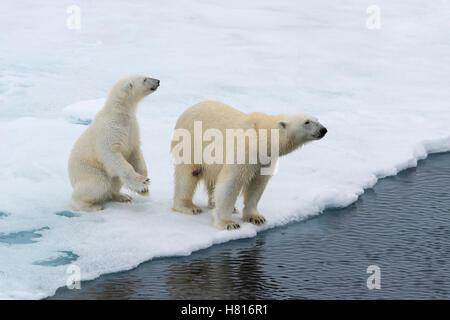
[74,274,138,300]
[52,237,281,300]
[51,152,450,299]
[165,237,280,299]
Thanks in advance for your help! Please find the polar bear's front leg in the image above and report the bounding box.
[207,181,239,214]
[206,181,216,209]
[70,164,112,211]
[101,150,150,194]
[242,173,271,225]
[129,148,149,196]
[211,166,244,230]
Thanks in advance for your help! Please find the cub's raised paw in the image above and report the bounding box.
[243,215,266,225]
[173,205,203,215]
[127,174,151,193]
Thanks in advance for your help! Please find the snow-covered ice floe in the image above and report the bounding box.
[0,105,449,299]
[62,99,105,125]
[0,0,450,299]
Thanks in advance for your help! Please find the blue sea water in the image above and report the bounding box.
[55,211,81,218]
[51,152,450,299]
[0,227,49,245]
[33,251,79,267]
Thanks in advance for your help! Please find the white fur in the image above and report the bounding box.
[68,75,159,211]
[171,100,327,230]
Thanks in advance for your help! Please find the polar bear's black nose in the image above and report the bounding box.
[319,127,327,137]
[145,78,160,90]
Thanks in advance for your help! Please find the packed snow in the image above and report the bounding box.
[0,0,450,299]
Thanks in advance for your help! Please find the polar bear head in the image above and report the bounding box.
[278,113,327,154]
[108,74,160,105]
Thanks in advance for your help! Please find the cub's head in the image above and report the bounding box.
[112,74,160,103]
[278,113,327,153]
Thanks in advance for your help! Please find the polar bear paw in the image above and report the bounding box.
[243,214,266,225]
[137,190,149,196]
[212,219,240,230]
[112,193,132,202]
[126,174,150,193]
[173,204,203,215]
[71,202,103,212]
[85,204,104,212]
[226,222,241,230]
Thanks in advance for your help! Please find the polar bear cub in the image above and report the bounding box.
[171,101,327,230]
[68,75,160,211]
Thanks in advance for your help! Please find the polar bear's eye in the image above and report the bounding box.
[304,120,310,125]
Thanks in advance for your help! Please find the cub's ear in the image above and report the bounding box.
[278,121,288,129]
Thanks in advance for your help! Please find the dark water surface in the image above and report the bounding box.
[52,152,450,299]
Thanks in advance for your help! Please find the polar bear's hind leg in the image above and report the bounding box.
[110,177,132,202]
[207,180,239,214]
[206,180,216,209]
[172,164,203,214]
[71,167,112,211]
[211,166,243,230]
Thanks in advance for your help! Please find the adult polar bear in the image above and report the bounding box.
[171,101,327,230]
[69,75,160,211]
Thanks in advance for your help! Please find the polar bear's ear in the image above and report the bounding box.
[278,121,288,129]
[128,82,133,90]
